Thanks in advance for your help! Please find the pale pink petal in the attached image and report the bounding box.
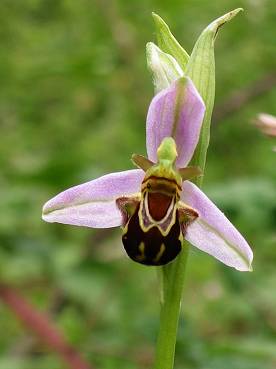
[146,77,205,167]
[42,169,144,228]
[181,181,253,271]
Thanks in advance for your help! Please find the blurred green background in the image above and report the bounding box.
[0,0,275,368]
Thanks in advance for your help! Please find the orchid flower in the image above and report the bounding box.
[42,77,253,272]
[254,113,276,137]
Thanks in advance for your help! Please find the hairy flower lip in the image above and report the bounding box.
[42,77,253,271]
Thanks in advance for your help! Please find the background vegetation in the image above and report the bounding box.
[0,0,275,368]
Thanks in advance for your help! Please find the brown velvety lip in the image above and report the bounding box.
[147,192,173,221]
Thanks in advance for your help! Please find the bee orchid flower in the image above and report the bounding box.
[42,77,253,271]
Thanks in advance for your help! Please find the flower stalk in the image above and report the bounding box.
[151,9,243,369]
[154,244,189,369]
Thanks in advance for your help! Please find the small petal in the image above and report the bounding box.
[132,154,154,171]
[146,77,205,167]
[42,169,144,228]
[181,181,253,271]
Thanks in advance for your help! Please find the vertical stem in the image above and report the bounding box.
[151,10,242,368]
[154,243,189,369]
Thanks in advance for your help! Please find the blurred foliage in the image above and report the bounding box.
[0,0,275,368]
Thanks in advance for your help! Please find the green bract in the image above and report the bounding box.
[152,12,189,70]
[146,43,183,93]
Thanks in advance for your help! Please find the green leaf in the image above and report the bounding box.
[146,42,183,93]
[152,12,189,71]
[186,8,243,185]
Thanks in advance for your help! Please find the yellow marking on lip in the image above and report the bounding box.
[135,242,146,262]
[153,243,166,263]
[142,176,182,192]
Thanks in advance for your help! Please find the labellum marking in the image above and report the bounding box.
[121,205,182,266]
[148,192,172,221]
[116,137,200,266]
[136,242,146,262]
[153,243,166,263]
[117,176,198,266]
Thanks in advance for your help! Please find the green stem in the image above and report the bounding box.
[151,9,243,369]
[154,243,190,369]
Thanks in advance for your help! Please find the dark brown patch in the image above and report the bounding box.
[148,192,173,221]
[122,207,182,266]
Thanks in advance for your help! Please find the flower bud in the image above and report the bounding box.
[146,42,183,93]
